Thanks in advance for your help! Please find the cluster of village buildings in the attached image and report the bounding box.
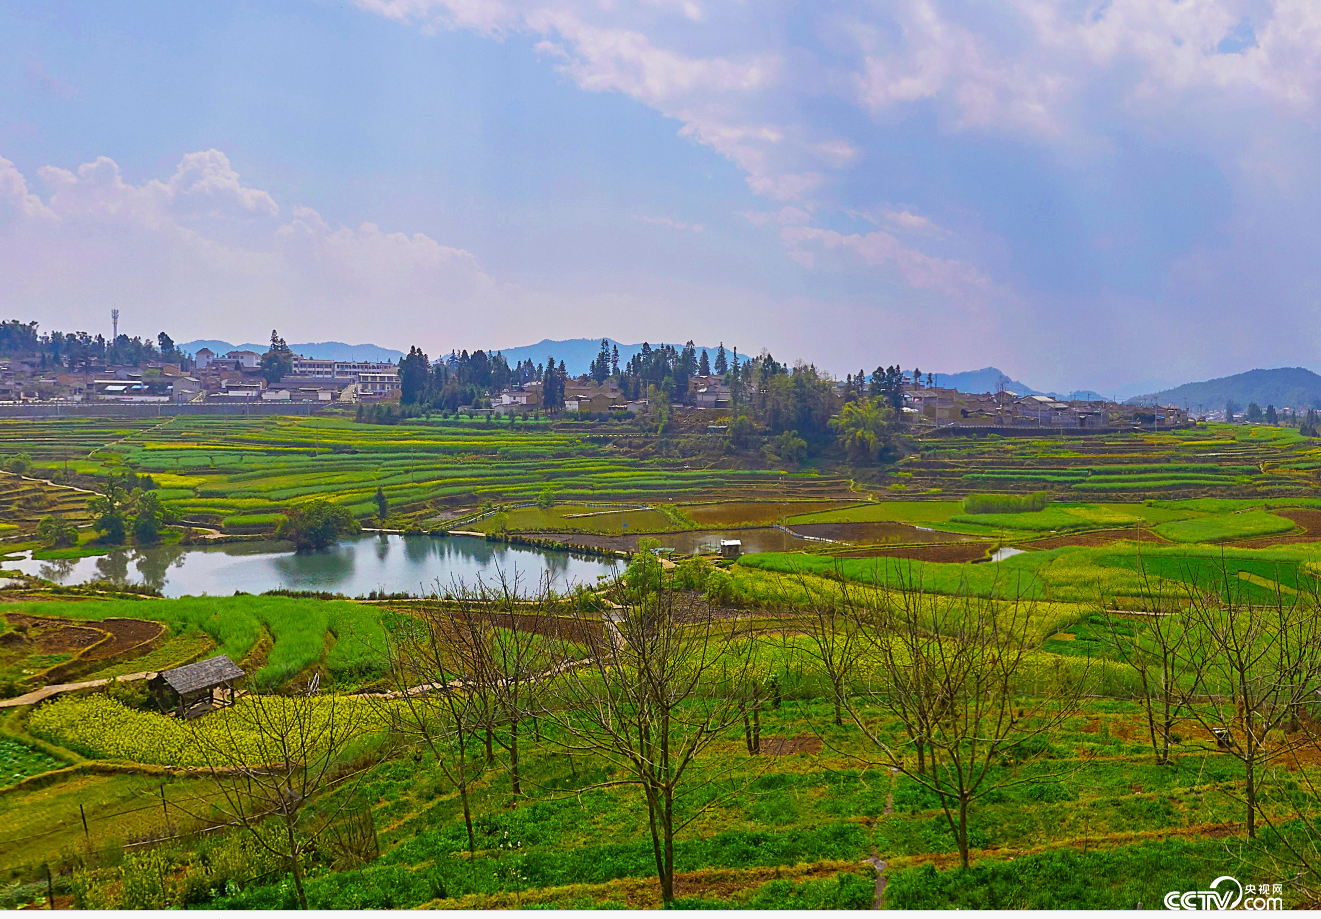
[486,377,731,417]
[900,386,1190,429]
[0,349,1187,429]
[0,348,402,405]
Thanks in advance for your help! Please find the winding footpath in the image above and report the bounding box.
[0,671,156,708]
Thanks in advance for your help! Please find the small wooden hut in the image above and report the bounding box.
[151,655,245,717]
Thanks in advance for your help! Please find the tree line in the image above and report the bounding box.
[0,319,187,369]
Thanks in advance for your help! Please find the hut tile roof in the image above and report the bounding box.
[161,655,245,695]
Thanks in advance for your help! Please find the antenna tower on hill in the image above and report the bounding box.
[111,308,119,341]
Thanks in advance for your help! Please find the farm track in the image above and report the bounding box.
[0,669,157,708]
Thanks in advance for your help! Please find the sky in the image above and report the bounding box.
[2,1,1320,394]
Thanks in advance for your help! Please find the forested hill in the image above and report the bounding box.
[1130,367,1321,411]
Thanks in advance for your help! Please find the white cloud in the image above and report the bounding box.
[0,151,529,346]
[881,209,945,236]
[780,224,990,301]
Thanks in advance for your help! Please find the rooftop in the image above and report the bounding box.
[160,655,245,695]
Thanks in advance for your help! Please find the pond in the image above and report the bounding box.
[5,534,621,599]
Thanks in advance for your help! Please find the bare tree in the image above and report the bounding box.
[1181,574,1321,839]
[1236,728,1321,903]
[188,693,367,909]
[797,584,860,727]
[550,585,757,903]
[1098,563,1196,765]
[380,599,487,852]
[845,575,1086,869]
[443,577,549,797]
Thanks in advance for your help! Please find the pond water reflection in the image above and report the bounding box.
[7,534,620,598]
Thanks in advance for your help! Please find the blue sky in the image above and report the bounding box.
[2,0,1319,394]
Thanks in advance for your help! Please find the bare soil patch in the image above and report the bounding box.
[760,733,823,756]
[789,521,972,544]
[1027,527,1164,549]
[80,618,166,662]
[685,501,853,527]
[1275,508,1321,532]
[5,615,107,654]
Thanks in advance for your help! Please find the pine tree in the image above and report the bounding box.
[698,349,710,376]
[714,343,727,376]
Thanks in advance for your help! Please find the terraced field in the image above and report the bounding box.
[898,423,1318,499]
[0,416,857,531]
[0,473,93,534]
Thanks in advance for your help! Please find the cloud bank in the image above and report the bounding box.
[0,150,525,346]
[349,0,1321,390]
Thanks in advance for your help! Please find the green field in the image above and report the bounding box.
[1153,508,1297,542]
[4,415,1321,909]
[0,596,388,692]
[0,415,857,533]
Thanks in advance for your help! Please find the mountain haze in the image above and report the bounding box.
[490,338,733,377]
[181,340,405,362]
[1131,367,1321,411]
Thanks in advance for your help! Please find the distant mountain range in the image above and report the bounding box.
[180,340,406,362]
[930,367,1109,402]
[179,337,737,376]
[177,339,1321,411]
[1129,367,1321,411]
[492,338,732,376]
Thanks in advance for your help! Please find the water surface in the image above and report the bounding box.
[7,534,619,598]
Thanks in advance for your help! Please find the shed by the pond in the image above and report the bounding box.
[719,539,742,559]
[151,655,245,717]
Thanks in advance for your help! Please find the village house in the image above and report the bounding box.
[289,357,398,382]
[226,349,261,370]
[691,376,732,408]
[357,370,402,399]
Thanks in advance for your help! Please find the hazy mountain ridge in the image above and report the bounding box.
[177,339,1319,409]
[1129,367,1321,411]
[180,340,406,362]
[490,338,733,376]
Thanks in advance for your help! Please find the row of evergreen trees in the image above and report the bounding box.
[0,319,186,369]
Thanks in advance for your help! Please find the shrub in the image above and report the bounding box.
[962,491,1049,514]
[672,556,714,591]
[704,568,738,606]
[35,514,78,549]
[275,500,362,550]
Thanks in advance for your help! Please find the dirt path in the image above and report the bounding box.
[4,471,100,497]
[0,671,155,708]
[866,766,901,909]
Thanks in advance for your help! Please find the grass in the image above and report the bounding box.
[82,632,216,680]
[0,770,229,872]
[0,596,388,690]
[2,629,1318,909]
[1153,509,1297,543]
[943,504,1144,534]
[88,693,1302,909]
